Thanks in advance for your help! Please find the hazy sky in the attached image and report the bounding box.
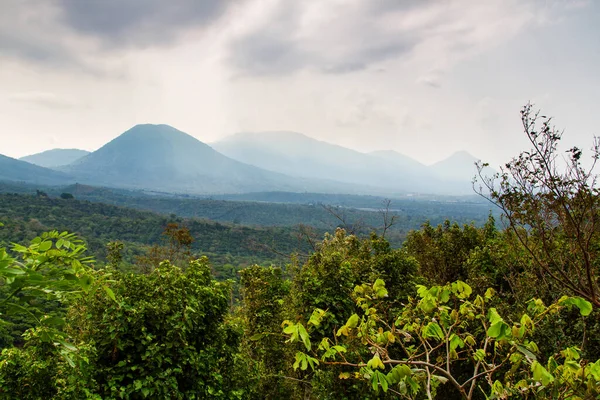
[1,0,599,167]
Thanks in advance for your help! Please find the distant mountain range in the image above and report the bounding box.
[212,131,480,194]
[0,154,73,185]
[4,125,486,196]
[20,149,90,168]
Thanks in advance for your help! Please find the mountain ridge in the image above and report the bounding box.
[60,124,381,195]
[20,148,90,168]
[212,131,476,195]
[5,125,486,196]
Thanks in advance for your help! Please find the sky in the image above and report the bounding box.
[1,0,599,167]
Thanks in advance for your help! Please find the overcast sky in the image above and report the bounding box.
[1,0,598,167]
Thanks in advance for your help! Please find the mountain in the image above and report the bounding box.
[20,148,90,168]
[212,132,466,194]
[60,124,362,195]
[0,154,73,185]
[369,150,430,173]
[430,151,481,182]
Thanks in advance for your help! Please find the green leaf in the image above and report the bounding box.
[516,344,537,361]
[387,364,412,383]
[38,241,52,252]
[487,321,509,339]
[298,323,311,351]
[373,279,388,298]
[1,268,25,276]
[367,354,385,370]
[423,322,444,340]
[346,313,360,328]
[559,296,592,316]
[451,281,472,299]
[473,349,486,362]
[249,333,265,341]
[487,308,503,325]
[104,286,117,302]
[372,370,388,392]
[308,308,326,327]
[449,334,465,351]
[531,361,554,386]
[57,339,78,352]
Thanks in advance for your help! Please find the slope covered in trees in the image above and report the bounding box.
[0,193,310,275]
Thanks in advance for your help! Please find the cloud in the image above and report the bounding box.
[0,1,79,66]
[0,0,232,73]
[228,1,419,75]
[56,0,229,47]
[226,0,543,76]
[9,92,75,109]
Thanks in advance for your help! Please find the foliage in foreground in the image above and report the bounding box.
[0,232,248,399]
[283,277,598,399]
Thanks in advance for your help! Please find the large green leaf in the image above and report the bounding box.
[559,296,592,316]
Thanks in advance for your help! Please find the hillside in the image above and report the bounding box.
[20,148,90,168]
[0,154,74,185]
[0,181,495,251]
[60,124,358,195]
[0,193,310,274]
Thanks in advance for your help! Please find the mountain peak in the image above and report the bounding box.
[430,151,481,182]
[60,125,320,194]
[445,150,478,161]
[120,124,192,139]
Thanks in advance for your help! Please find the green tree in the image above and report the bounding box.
[238,265,293,399]
[475,103,600,308]
[286,229,419,398]
[66,258,243,399]
[0,229,94,347]
[404,217,496,285]
[283,279,598,399]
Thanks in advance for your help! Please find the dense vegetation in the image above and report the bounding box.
[1,105,600,398]
[0,193,312,278]
[0,181,493,238]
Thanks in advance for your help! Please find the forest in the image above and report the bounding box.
[1,106,600,399]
